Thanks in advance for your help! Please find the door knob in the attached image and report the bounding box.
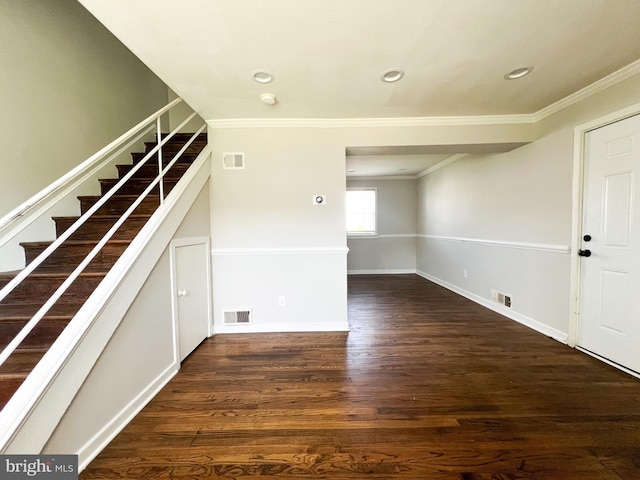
[578,249,591,257]
[177,289,188,297]
[583,234,592,242]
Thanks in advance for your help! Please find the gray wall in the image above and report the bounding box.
[416,72,640,340]
[205,71,639,341]
[347,178,417,273]
[0,0,169,270]
[207,121,533,334]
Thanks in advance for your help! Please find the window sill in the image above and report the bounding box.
[347,232,378,238]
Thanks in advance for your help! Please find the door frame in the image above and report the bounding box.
[569,101,640,353]
[169,236,214,364]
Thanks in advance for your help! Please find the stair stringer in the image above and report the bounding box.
[0,145,212,457]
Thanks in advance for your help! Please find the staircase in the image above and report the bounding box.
[0,133,207,410]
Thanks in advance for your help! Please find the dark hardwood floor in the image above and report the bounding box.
[80,274,640,479]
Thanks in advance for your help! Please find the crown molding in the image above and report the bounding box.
[207,114,533,129]
[347,175,417,181]
[532,59,640,123]
[416,154,468,178]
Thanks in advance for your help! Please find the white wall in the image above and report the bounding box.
[416,72,640,342]
[0,0,169,270]
[347,178,417,273]
[205,72,639,340]
[168,89,206,133]
[208,122,533,333]
[209,127,349,333]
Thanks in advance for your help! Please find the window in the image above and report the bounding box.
[346,188,376,235]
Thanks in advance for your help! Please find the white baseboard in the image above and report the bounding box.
[215,321,350,335]
[348,269,416,275]
[416,270,568,344]
[77,362,179,472]
[576,347,640,380]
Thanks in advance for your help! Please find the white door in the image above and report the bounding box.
[172,239,212,362]
[579,113,640,373]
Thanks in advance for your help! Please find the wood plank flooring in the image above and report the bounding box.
[80,274,640,479]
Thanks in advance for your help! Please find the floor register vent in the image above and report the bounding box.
[223,309,252,325]
[491,289,512,308]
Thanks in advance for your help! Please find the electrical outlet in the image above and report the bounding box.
[463,269,468,278]
[278,296,286,307]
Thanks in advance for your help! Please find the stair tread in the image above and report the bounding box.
[157,132,207,139]
[0,318,73,351]
[0,271,107,280]
[99,177,176,182]
[0,350,47,374]
[52,214,152,221]
[0,304,78,320]
[20,239,132,247]
[78,193,160,200]
[0,373,29,381]
[24,267,110,274]
[0,317,73,325]
[116,162,190,168]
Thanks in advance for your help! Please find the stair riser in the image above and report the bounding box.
[131,152,198,165]
[0,378,27,405]
[144,140,206,154]
[155,133,207,142]
[0,275,104,305]
[116,163,189,180]
[22,243,129,271]
[99,179,178,196]
[0,319,71,350]
[54,217,149,241]
[79,196,160,215]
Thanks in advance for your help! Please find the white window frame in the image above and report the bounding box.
[346,187,377,236]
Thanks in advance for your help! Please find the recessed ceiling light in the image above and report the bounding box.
[381,68,405,83]
[504,66,534,80]
[251,69,274,84]
[347,169,357,173]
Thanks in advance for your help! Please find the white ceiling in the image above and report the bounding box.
[346,154,451,178]
[78,0,640,176]
[345,143,528,177]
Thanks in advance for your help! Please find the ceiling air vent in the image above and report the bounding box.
[223,309,251,325]
[223,152,245,170]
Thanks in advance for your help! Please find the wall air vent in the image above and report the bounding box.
[223,152,245,170]
[491,289,512,308]
[223,309,251,325]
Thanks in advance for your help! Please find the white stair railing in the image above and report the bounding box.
[0,98,206,367]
